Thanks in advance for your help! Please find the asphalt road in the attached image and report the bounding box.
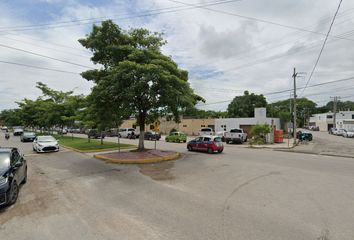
[1,132,354,240]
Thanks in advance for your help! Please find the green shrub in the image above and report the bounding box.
[250,124,271,145]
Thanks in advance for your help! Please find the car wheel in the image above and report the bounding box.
[9,182,19,205]
[187,146,193,151]
[207,148,213,154]
[22,168,27,184]
[218,150,223,153]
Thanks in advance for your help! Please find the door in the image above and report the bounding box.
[202,137,211,151]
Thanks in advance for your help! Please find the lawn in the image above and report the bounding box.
[55,135,136,152]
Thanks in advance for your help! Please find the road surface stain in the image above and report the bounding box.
[139,162,175,181]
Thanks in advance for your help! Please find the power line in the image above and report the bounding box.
[299,0,343,96]
[167,0,354,43]
[0,0,242,33]
[196,75,354,106]
[0,0,236,30]
[0,43,94,69]
[0,60,80,75]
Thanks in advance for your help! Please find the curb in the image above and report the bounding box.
[94,152,181,164]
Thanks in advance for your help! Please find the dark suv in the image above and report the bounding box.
[87,129,106,139]
[0,148,27,207]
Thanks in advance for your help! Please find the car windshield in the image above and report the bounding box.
[24,132,35,136]
[37,136,56,142]
[201,129,211,132]
[0,153,10,171]
[230,129,242,133]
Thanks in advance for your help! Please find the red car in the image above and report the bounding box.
[187,136,224,153]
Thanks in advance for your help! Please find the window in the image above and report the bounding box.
[150,125,154,130]
[327,115,333,119]
[352,115,354,119]
[230,129,242,133]
[203,137,211,142]
[11,151,20,165]
[201,125,205,127]
[183,125,187,127]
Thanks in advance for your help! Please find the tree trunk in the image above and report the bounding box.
[100,131,103,145]
[138,112,146,151]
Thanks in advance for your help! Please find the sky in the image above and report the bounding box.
[0,0,354,111]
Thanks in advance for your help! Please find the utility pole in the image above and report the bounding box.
[331,96,340,128]
[293,68,298,145]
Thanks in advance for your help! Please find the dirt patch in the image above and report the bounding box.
[139,161,175,181]
[0,165,59,225]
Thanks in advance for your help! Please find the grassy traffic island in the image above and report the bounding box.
[94,149,180,164]
[56,135,136,153]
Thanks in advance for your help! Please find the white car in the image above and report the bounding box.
[336,129,346,136]
[343,130,354,138]
[33,136,59,153]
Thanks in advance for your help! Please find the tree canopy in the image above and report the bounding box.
[227,91,267,118]
[79,20,202,150]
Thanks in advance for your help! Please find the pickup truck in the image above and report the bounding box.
[225,128,248,144]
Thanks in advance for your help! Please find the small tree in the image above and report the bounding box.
[250,124,271,145]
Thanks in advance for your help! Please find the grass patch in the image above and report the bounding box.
[55,135,136,152]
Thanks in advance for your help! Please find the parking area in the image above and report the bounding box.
[2,132,354,239]
[292,130,354,157]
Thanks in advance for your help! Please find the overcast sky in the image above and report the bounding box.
[1,0,354,111]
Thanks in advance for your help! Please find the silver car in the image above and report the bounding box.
[33,136,59,153]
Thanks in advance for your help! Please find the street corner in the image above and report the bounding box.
[94,149,181,164]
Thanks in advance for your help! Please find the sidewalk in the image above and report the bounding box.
[248,139,295,149]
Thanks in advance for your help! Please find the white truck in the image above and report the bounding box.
[225,128,248,144]
[119,128,140,139]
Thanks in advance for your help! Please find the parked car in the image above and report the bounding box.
[297,131,313,141]
[13,128,24,136]
[0,148,27,207]
[33,136,59,153]
[336,129,346,136]
[187,136,224,153]
[225,128,248,144]
[216,131,227,142]
[144,131,161,140]
[20,132,36,142]
[165,132,187,143]
[199,127,214,136]
[343,129,354,138]
[1,126,8,131]
[329,128,336,135]
[119,128,139,138]
[87,129,106,139]
[105,128,119,137]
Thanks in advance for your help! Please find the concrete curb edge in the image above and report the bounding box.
[94,152,181,164]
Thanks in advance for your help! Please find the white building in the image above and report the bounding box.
[215,108,281,134]
[309,111,354,131]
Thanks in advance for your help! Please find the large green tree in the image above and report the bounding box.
[79,20,202,150]
[227,91,267,117]
[268,98,317,128]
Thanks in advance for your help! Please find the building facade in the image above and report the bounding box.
[309,111,354,131]
[215,108,281,135]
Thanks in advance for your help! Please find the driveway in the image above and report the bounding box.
[1,132,354,239]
